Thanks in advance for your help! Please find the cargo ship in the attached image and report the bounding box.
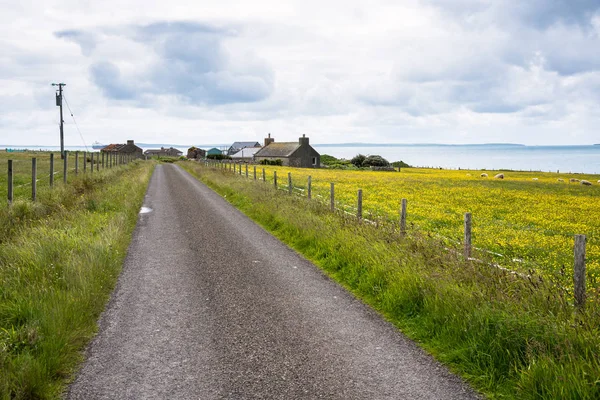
[92,141,106,150]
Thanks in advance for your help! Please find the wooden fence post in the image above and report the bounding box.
[75,151,79,174]
[50,153,54,187]
[330,183,335,212]
[357,189,363,220]
[8,160,13,204]
[245,164,248,178]
[83,152,87,173]
[262,168,266,182]
[254,166,257,180]
[63,151,68,184]
[308,176,312,200]
[574,234,587,310]
[464,212,472,259]
[91,153,94,174]
[97,153,100,171]
[400,198,407,236]
[102,152,105,169]
[31,157,37,201]
[274,171,278,189]
[288,172,292,195]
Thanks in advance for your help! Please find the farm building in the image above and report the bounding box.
[227,141,261,156]
[231,146,262,162]
[206,148,224,157]
[100,140,143,158]
[187,147,206,159]
[144,147,183,157]
[254,134,320,168]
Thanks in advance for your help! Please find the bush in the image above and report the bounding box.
[362,155,390,167]
[207,154,231,160]
[351,154,366,168]
[259,159,283,166]
[392,160,412,168]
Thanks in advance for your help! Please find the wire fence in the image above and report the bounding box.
[2,151,140,203]
[204,159,593,310]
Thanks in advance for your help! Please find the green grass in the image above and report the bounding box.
[0,151,117,202]
[0,158,154,399]
[182,161,600,400]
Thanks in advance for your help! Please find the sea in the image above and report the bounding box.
[3,143,599,175]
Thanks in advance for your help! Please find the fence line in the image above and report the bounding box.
[5,151,140,204]
[204,159,592,309]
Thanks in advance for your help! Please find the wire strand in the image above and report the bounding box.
[63,95,89,152]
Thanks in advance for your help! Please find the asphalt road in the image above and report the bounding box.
[67,164,480,399]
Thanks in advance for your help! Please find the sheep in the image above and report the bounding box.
[557,178,564,182]
[532,178,538,181]
[494,173,504,179]
[480,173,488,178]
[466,173,471,177]
[570,178,580,183]
[581,180,592,186]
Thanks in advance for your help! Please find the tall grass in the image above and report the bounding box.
[182,162,600,400]
[0,160,154,399]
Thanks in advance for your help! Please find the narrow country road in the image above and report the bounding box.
[67,164,480,399]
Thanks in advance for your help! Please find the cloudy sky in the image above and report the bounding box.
[2,0,600,146]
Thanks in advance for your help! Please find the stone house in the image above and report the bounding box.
[100,140,143,158]
[144,147,183,157]
[253,134,320,168]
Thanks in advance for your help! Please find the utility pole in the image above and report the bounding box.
[52,83,66,158]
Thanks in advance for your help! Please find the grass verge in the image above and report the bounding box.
[0,160,154,399]
[182,161,600,400]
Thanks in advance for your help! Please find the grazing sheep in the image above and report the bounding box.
[557,178,564,182]
[466,173,471,176]
[598,180,600,183]
[532,178,538,181]
[581,180,592,186]
[480,173,488,178]
[494,173,504,179]
[570,178,580,183]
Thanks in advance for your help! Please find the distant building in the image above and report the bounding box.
[143,147,183,157]
[254,134,320,168]
[231,147,262,162]
[100,140,143,158]
[187,147,206,159]
[227,141,261,156]
[207,147,224,156]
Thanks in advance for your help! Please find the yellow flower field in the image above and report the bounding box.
[230,164,600,288]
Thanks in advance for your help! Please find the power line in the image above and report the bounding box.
[63,95,89,152]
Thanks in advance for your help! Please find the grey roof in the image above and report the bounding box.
[231,141,260,149]
[231,147,262,158]
[254,142,300,158]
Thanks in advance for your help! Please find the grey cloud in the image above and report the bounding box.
[57,21,273,105]
[517,0,600,29]
[55,30,98,56]
[90,62,137,100]
[426,0,600,29]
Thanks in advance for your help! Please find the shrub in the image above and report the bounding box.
[351,154,366,168]
[362,155,390,167]
[392,160,412,168]
[259,159,283,166]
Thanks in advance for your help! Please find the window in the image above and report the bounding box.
[312,157,317,166]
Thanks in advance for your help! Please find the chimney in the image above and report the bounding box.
[299,134,309,146]
[264,133,275,147]
[127,140,134,146]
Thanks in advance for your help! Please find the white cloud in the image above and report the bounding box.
[1,0,600,146]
